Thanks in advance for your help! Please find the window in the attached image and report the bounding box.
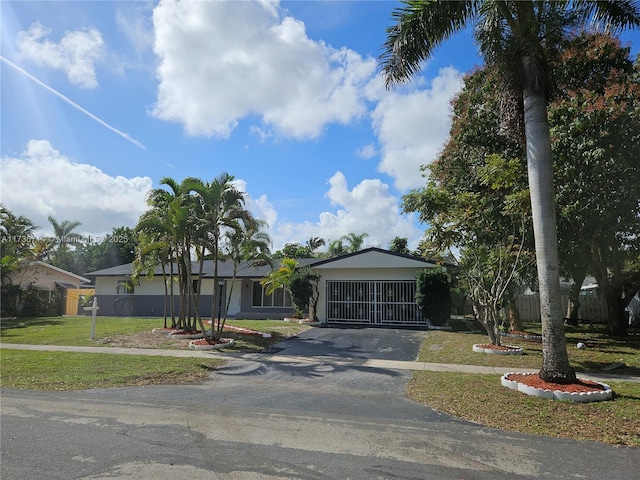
[116,280,134,295]
[252,281,292,307]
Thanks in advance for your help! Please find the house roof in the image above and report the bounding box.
[31,261,91,284]
[85,248,449,279]
[309,247,447,269]
[85,258,317,279]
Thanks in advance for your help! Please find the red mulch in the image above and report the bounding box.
[506,373,606,393]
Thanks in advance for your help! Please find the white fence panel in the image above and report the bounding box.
[516,294,608,323]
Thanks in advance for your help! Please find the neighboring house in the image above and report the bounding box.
[8,261,93,315]
[85,248,448,326]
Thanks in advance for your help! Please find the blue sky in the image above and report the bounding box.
[2,1,638,253]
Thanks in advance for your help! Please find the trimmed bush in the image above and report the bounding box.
[416,269,452,326]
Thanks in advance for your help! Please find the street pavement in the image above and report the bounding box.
[1,327,639,479]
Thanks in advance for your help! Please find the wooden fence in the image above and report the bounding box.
[516,294,608,323]
[64,288,95,316]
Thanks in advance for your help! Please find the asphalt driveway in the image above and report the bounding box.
[268,325,427,361]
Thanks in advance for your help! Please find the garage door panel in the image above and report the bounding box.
[327,280,426,325]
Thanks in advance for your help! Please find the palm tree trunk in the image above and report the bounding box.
[523,87,576,383]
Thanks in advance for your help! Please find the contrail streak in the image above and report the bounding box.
[1,55,146,149]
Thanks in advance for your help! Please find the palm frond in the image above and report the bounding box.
[380,0,478,88]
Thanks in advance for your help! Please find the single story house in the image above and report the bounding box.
[8,261,93,315]
[85,248,449,327]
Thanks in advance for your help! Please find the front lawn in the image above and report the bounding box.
[417,322,640,375]
[410,322,640,447]
[0,316,311,352]
[0,316,310,391]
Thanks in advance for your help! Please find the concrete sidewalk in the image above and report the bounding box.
[2,342,638,384]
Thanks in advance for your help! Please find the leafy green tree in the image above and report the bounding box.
[277,243,314,258]
[550,32,640,335]
[289,266,321,320]
[389,237,410,255]
[0,205,37,284]
[381,0,640,383]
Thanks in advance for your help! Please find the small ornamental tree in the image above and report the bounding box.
[415,269,451,327]
[289,267,321,320]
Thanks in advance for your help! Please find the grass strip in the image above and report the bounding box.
[417,325,640,375]
[408,371,640,447]
[0,349,224,391]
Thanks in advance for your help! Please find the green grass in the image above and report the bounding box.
[0,316,310,351]
[0,316,309,391]
[0,316,161,346]
[0,349,224,391]
[408,371,640,447]
[410,322,640,446]
[418,322,640,375]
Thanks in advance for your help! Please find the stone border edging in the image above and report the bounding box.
[472,344,524,355]
[188,338,235,350]
[501,372,613,402]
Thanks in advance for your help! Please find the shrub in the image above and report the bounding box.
[416,269,452,326]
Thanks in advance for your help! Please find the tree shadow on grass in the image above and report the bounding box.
[0,317,65,334]
[575,361,640,376]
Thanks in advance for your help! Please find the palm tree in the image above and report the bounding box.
[305,237,326,255]
[327,239,347,258]
[190,173,251,340]
[137,177,201,330]
[261,257,298,314]
[221,218,272,320]
[342,232,369,253]
[47,216,82,251]
[379,0,640,383]
[0,206,38,283]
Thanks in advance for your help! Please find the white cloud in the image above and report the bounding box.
[242,172,421,251]
[16,22,104,89]
[372,67,464,190]
[151,0,376,139]
[0,140,152,236]
[356,143,377,160]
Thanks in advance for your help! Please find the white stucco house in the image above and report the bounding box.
[85,248,449,326]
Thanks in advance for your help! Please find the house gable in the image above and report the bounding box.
[311,247,441,271]
[13,262,90,290]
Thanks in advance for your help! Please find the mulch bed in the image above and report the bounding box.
[506,373,606,393]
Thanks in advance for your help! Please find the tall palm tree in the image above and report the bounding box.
[380,0,640,383]
[137,176,202,330]
[190,173,251,340]
[47,216,82,252]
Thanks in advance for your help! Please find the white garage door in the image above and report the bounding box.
[326,280,425,325]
